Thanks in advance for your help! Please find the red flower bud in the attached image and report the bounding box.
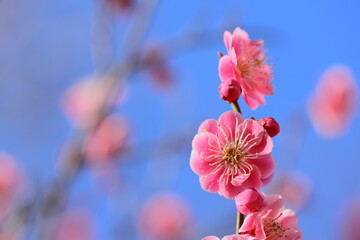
[218,79,242,102]
[257,117,280,137]
[235,189,264,215]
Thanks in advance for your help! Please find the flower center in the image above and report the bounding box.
[238,58,264,79]
[263,214,289,240]
[222,142,244,166]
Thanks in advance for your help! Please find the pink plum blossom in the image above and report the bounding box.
[137,193,193,240]
[235,189,264,215]
[190,111,275,199]
[203,235,249,240]
[239,193,302,240]
[61,76,126,128]
[308,65,358,138]
[83,114,129,165]
[219,79,242,102]
[219,27,273,110]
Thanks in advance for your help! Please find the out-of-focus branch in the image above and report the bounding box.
[21,0,162,238]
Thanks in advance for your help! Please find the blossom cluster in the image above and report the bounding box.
[190,27,302,239]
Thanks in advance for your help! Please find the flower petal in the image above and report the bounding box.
[231,174,250,186]
[192,132,220,158]
[218,110,244,142]
[198,119,219,135]
[241,165,262,189]
[260,194,284,219]
[219,55,236,81]
[219,176,243,199]
[243,92,260,110]
[223,30,232,51]
[190,151,216,176]
[251,154,275,179]
[231,27,249,57]
[280,209,298,228]
[199,169,223,193]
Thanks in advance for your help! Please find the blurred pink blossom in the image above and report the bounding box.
[219,27,273,110]
[190,111,275,199]
[51,210,95,240]
[137,193,192,240]
[270,171,312,211]
[239,193,302,240]
[83,114,130,165]
[61,77,124,128]
[0,153,22,216]
[308,65,358,138]
[235,189,264,215]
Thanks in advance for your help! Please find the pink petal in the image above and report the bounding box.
[233,27,249,41]
[189,151,216,176]
[261,174,273,186]
[218,176,243,199]
[231,174,250,186]
[219,55,236,81]
[240,214,266,239]
[243,94,259,110]
[199,169,223,193]
[246,123,273,156]
[239,213,257,233]
[251,155,275,179]
[198,119,219,135]
[241,165,262,190]
[218,111,244,142]
[260,194,284,219]
[218,111,244,126]
[231,28,249,57]
[223,31,232,51]
[192,132,219,158]
[241,119,264,141]
[280,209,298,228]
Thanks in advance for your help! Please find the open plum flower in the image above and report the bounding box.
[190,111,275,199]
[308,65,358,138]
[219,27,274,110]
[137,193,193,240]
[239,194,302,240]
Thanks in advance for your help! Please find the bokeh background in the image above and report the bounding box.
[0,0,359,239]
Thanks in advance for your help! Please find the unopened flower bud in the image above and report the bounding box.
[218,79,242,102]
[235,189,264,215]
[257,117,280,137]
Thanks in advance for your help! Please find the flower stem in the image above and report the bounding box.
[230,101,242,114]
[236,211,245,234]
[231,100,244,234]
